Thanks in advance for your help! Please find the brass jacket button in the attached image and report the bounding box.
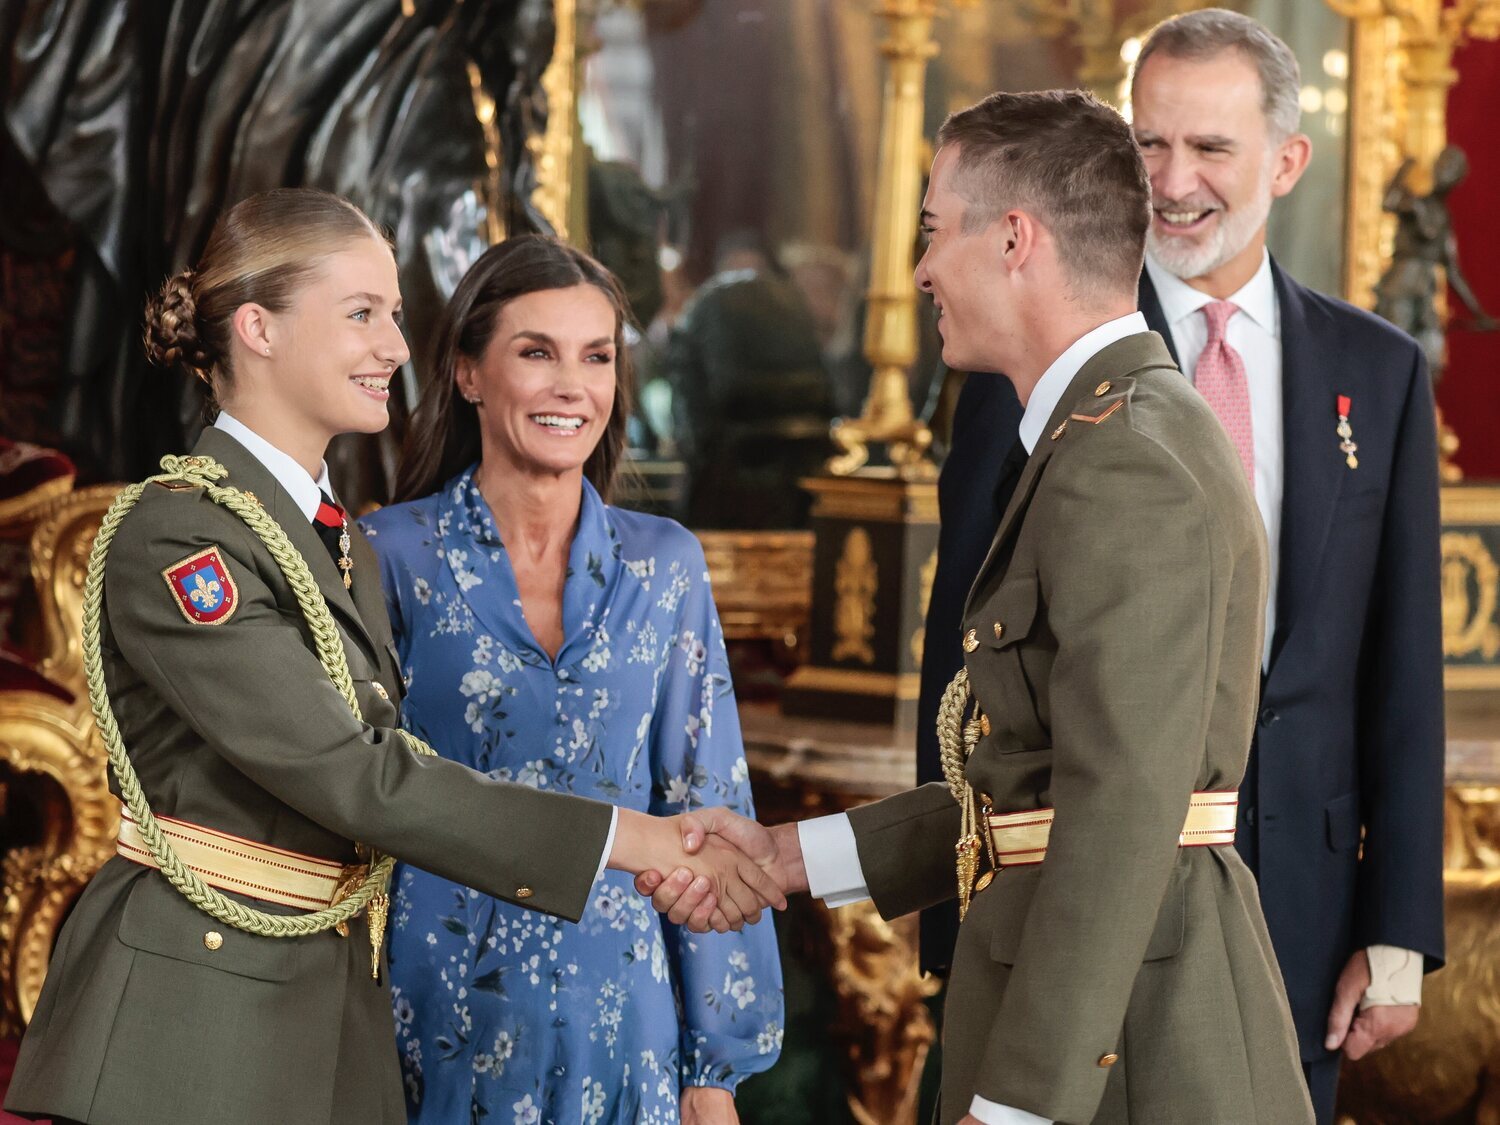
[516,887,534,899]
[373,682,390,701]
[979,714,992,737]
[1098,1053,1119,1068]
[204,931,224,951]
[963,628,979,653]
[1094,381,1112,397]
[974,870,995,893]
[993,621,1004,640]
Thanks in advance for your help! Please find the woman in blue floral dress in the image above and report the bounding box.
[361,236,783,1125]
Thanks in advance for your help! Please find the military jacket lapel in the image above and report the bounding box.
[193,428,383,668]
[964,332,1179,614]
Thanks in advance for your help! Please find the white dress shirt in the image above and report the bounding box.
[1142,258,1421,1010]
[1143,252,1283,669]
[210,412,619,883]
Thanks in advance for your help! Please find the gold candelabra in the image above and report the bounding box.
[828,0,954,478]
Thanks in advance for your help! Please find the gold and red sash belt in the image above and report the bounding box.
[116,807,360,910]
[988,790,1239,868]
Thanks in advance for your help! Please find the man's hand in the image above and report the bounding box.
[634,809,808,930]
[607,808,787,933]
[680,1086,739,1124]
[1324,950,1420,1060]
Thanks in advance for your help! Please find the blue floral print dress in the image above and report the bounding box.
[360,468,783,1125]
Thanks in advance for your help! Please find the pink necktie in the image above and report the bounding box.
[1195,300,1254,485]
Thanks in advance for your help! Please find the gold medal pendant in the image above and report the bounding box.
[338,520,354,589]
[367,890,389,980]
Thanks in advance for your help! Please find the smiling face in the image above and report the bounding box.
[256,235,409,438]
[1132,50,1308,290]
[913,144,1017,374]
[460,284,618,481]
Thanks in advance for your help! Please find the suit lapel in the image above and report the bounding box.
[1266,262,1344,672]
[195,428,382,664]
[965,332,1178,612]
[1138,271,1178,365]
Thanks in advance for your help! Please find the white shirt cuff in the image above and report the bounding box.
[970,1095,1052,1124]
[593,806,619,887]
[1362,945,1423,1008]
[797,813,871,907]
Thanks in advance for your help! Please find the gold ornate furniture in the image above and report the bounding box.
[0,484,121,1034]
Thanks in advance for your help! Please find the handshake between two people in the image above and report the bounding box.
[606,807,809,934]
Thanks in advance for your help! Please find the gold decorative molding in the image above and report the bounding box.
[696,531,813,648]
[1334,0,1500,306]
[1442,531,1500,661]
[1,485,123,1032]
[828,905,939,1125]
[803,473,939,524]
[529,0,580,241]
[832,529,879,665]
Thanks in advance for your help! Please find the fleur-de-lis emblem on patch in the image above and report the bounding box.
[162,547,238,625]
[188,572,222,608]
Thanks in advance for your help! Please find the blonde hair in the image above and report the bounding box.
[143,188,388,410]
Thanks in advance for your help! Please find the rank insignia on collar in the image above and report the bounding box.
[162,546,239,625]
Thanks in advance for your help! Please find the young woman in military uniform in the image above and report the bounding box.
[3,188,783,1125]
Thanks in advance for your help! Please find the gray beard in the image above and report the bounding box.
[1146,186,1273,282]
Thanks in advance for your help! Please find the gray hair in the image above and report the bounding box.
[1132,8,1302,141]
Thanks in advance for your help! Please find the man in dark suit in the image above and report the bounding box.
[916,11,1445,1123]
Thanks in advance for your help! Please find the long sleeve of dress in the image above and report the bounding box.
[646,536,785,1091]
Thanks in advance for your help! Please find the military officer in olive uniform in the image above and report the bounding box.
[5,189,780,1125]
[642,92,1313,1124]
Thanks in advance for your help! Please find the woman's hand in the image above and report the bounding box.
[680,1086,739,1125]
[607,809,786,932]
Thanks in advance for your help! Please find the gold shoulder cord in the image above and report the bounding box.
[83,455,435,977]
[936,668,994,919]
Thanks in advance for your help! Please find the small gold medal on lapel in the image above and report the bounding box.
[1336,395,1359,470]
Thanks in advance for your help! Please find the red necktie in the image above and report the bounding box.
[1195,300,1254,485]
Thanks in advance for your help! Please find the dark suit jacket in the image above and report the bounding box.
[916,261,1446,1061]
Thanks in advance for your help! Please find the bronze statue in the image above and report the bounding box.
[1,0,553,506]
[1374,145,1498,382]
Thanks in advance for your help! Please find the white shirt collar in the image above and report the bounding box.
[1018,312,1149,453]
[1144,249,1279,338]
[211,411,334,522]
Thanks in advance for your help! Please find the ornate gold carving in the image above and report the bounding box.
[910,547,938,664]
[1,485,123,1032]
[529,0,579,241]
[1335,0,1500,308]
[832,529,879,665]
[1441,531,1500,660]
[696,531,814,648]
[1338,769,1500,1117]
[828,905,939,1125]
[804,473,938,524]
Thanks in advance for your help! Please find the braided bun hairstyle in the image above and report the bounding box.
[141,188,389,410]
[143,269,214,381]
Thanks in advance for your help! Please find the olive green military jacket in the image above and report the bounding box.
[847,333,1313,1125]
[5,428,614,1125]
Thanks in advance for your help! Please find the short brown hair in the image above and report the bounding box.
[936,90,1151,299]
[393,235,637,504]
[142,188,388,412]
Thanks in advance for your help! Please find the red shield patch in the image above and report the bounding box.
[161,546,239,625]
